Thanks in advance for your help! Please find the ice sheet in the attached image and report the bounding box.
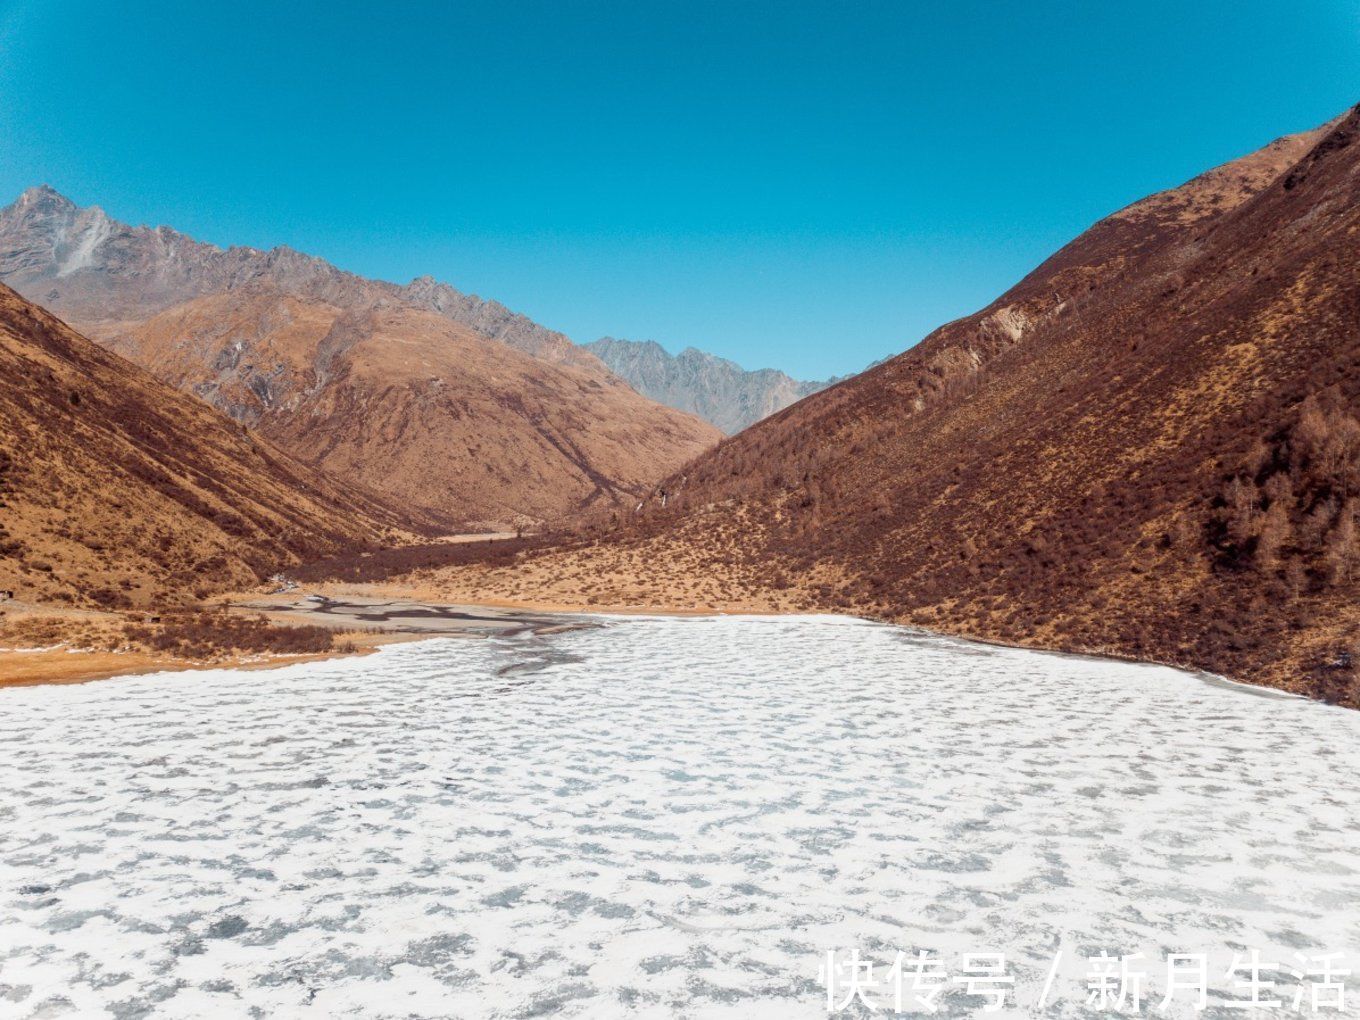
[1,615,1358,1017]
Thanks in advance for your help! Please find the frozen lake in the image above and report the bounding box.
[1,615,1358,1018]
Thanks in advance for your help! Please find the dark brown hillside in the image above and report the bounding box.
[417,106,1360,705]
[0,283,404,608]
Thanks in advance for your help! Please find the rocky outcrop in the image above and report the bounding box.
[0,186,362,321]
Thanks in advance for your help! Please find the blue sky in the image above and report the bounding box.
[0,1,1356,379]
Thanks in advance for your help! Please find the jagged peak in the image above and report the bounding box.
[14,184,76,211]
[403,274,466,296]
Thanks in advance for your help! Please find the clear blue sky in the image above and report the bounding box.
[0,1,1355,379]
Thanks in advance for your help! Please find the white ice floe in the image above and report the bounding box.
[0,615,1358,1018]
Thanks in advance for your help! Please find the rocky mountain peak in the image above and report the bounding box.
[18,183,75,210]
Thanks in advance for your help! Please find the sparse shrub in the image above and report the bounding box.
[122,610,335,660]
[288,535,548,584]
[1309,642,1359,707]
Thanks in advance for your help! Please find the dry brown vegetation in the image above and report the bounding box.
[0,283,402,608]
[0,612,125,653]
[0,607,341,665]
[104,294,720,528]
[288,536,550,585]
[122,609,339,659]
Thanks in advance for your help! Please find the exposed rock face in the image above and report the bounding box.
[0,282,399,608]
[440,108,1360,705]
[0,189,720,527]
[1,186,355,322]
[585,337,839,434]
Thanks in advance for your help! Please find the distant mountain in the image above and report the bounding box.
[0,185,599,371]
[431,107,1360,705]
[0,281,399,608]
[0,188,720,527]
[585,337,842,433]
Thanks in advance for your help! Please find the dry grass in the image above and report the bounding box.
[0,605,365,688]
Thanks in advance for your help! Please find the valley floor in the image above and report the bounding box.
[3,614,1356,1016]
[2,549,1351,708]
[0,591,697,688]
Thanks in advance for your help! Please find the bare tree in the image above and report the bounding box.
[1325,503,1358,585]
[1224,476,1260,545]
[1254,501,1290,573]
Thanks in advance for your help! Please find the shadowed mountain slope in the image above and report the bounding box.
[425,107,1360,704]
[0,190,720,526]
[0,283,402,608]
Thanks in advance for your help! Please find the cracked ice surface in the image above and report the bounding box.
[1,615,1358,1018]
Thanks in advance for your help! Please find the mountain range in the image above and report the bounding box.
[584,338,839,434]
[0,187,720,528]
[419,106,1360,705]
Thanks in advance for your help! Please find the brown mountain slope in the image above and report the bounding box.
[0,189,720,527]
[91,288,719,526]
[416,107,1360,705]
[0,283,400,609]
